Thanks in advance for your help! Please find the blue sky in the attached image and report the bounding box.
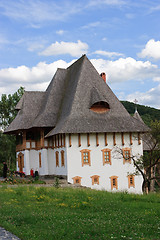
[1,0,160,109]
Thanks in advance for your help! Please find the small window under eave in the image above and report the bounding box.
[90,101,110,113]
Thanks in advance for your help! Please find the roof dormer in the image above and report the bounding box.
[90,101,110,113]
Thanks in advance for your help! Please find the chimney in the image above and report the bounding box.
[100,72,106,82]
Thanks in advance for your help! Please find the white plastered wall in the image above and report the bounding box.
[66,133,143,194]
[17,145,68,177]
[47,147,67,176]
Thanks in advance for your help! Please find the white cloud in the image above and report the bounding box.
[39,40,88,57]
[0,0,82,26]
[126,84,160,109]
[88,0,126,7]
[1,57,160,109]
[125,13,135,19]
[56,30,65,35]
[0,60,74,96]
[150,4,160,12]
[138,39,160,60]
[91,57,160,83]
[94,50,124,58]
[82,21,101,29]
[27,42,45,52]
[153,76,160,82]
[0,35,9,48]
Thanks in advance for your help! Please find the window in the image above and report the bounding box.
[128,175,135,188]
[26,131,35,140]
[55,151,59,167]
[91,175,100,185]
[101,149,111,165]
[16,133,23,145]
[39,152,42,168]
[90,101,110,113]
[110,176,118,190]
[80,149,91,167]
[123,148,131,164]
[72,176,82,185]
[61,150,65,167]
[18,152,24,172]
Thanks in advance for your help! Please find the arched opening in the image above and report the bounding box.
[90,101,110,113]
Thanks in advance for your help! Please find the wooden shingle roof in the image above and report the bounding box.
[5,55,149,135]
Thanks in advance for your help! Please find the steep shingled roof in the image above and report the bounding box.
[5,91,45,133]
[133,110,153,151]
[5,55,149,135]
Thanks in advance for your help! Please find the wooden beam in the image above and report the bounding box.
[60,134,63,147]
[121,132,124,146]
[78,133,81,147]
[87,133,90,147]
[23,131,26,150]
[138,133,141,145]
[63,134,66,147]
[58,134,59,147]
[69,134,72,147]
[113,133,116,146]
[96,133,99,146]
[130,133,133,145]
[104,133,108,146]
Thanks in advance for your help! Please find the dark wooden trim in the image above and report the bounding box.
[121,132,124,146]
[63,134,66,147]
[78,133,81,147]
[138,133,141,145]
[96,133,99,146]
[87,133,90,147]
[113,133,116,146]
[69,134,72,147]
[130,133,133,145]
[104,133,108,146]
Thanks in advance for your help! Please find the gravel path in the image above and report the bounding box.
[0,227,20,240]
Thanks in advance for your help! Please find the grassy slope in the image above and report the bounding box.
[0,186,160,240]
[121,101,160,126]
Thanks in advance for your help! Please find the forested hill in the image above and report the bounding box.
[121,101,160,126]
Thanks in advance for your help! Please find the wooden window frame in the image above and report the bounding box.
[110,176,118,190]
[72,176,82,185]
[61,150,65,167]
[128,175,135,188]
[80,149,91,167]
[18,152,24,172]
[101,148,111,165]
[55,151,59,167]
[91,175,100,185]
[39,152,42,168]
[122,148,131,164]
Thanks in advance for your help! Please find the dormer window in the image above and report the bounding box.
[90,101,110,113]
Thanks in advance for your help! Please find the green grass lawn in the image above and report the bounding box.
[0,186,160,240]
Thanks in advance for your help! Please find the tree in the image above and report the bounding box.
[131,120,160,193]
[0,87,24,170]
[0,86,24,130]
